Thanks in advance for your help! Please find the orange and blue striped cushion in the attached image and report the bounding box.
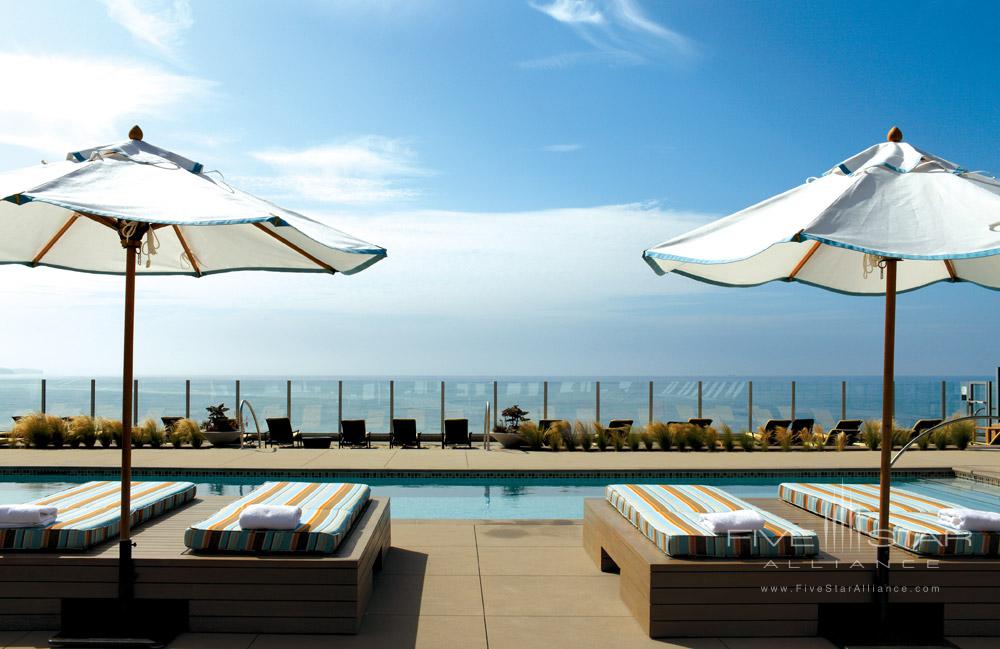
[184,482,369,553]
[0,481,196,551]
[778,483,958,527]
[853,510,1000,556]
[607,484,819,558]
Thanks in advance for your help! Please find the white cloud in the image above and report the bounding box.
[244,137,428,205]
[103,0,193,59]
[0,52,212,155]
[542,143,583,153]
[527,0,694,67]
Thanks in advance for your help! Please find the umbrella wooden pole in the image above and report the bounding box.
[877,259,898,610]
[118,240,138,601]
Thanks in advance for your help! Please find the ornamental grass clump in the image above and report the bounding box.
[672,424,688,451]
[15,413,50,448]
[739,432,755,452]
[641,428,655,451]
[755,426,769,452]
[891,421,911,449]
[172,419,204,448]
[519,422,545,451]
[545,423,564,452]
[558,422,577,451]
[627,430,642,451]
[575,421,593,451]
[139,418,164,448]
[835,431,847,452]
[720,424,734,452]
[612,429,625,452]
[947,419,974,450]
[931,428,949,450]
[862,420,881,451]
[703,426,719,452]
[46,415,67,448]
[916,430,931,450]
[686,425,705,451]
[775,426,793,452]
[811,424,826,451]
[97,418,119,448]
[69,416,97,448]
[595,423,609,451]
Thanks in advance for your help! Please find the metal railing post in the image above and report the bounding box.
[40,379,46,413]
[596,381,601,424]
[338,380,343,431]
[791,380,796,420]
[185,379,191,419]
[747,380,753,432]
[389,380,395,425]
[941,380,947,420]
[440,381,445,437]
[543,381,548,419]
[697,380,703,418]
[648,381,654,426]
[492,381,498,429]
[90,379,96,419]
[235,380,240,426]
[286,380,292,420]
[133,379,139,425]
[841,380,846,421]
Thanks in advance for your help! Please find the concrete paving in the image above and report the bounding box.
[1,445,998,473]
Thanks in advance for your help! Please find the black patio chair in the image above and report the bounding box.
[161,416,182,433]
[390,418,422,448]
[442,418,472,448]
[339,419,371,448]
[759,419,793,444]
[909,418,943,440]
[265,417,302,447]
[687,418,713,428]
[826,419,863,445]
[789,418,815,442]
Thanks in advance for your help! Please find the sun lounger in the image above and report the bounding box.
[390,418,421,448]
[0,480,196,551]
[853,510,1000,556]
[825,419,863,444]
[538,419,567,432]
[442,418,472,447]
[909,418,943,440]
[265,417,302,447]
[687,418,713,428]
[606,484,819,558]
[184,481,370,553]
[338,419,371,448]
[607,419,633,431]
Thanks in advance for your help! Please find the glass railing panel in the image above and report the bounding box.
[444,379,492,430]
[393,379,443,434]
[700,378,747,431]
[0,377,42,427]
[598,379,647,428]
[341,379,390,433]
[289,378,338,433]
[497,379,544,429]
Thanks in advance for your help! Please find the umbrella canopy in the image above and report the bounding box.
[644,132,1000,294]
[641,128,1000,613]
[0,127,386,617]
[0,134,386,276]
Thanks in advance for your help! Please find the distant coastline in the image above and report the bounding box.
[0,368,41,375]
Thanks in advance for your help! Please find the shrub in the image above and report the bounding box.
[139,419,164,449]
[70,416,98,448]
[687,425,705,451]
[916,431,931,450]
[545,423,564,452]
[835,431,847,452]
[172,419,204,448]
[647,422,670,451]
[931,428,949,450]
[16,413,51,448]
[775,427,793,452]
[575,421,593,451]
[755,426,770,452]
[891,421,911,449]
[627,431,642,451]
[100,418,124,447]
[862,420,881,451]
[739,432,755,452]
[641,428,654,451]
[97,419,118,448]
[130,423,146,448]
[519,422,545,450]
[612,430,625,452]
[595,423,609,451]
[672,424,689,451]
[560,422,577,451]
[720,424,734,452]
[46,415,67,448]
[947,419,974,451]
[704,426,719,452]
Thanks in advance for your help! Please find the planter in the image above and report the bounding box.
[490,432,525,450]
[204,430,241,447]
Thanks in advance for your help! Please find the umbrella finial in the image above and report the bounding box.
[128,125,144,141]
[887,126,903,143]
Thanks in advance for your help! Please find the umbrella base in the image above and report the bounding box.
[818,602,943,646]
[49,598,188,649]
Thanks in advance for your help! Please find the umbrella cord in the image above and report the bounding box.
[862,253,887,280]
[139,229,159,268]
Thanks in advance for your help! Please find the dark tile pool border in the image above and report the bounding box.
[0,466,958,481]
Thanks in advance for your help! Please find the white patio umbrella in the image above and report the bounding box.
[644,127,1000,582]
[0,126,386,604]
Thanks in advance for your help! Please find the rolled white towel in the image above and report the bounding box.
[0,505,57,528]
[937,508,1000,532]
[699,509,766,533]
[239,504,302,530]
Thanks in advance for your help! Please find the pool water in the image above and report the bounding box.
[1,476,997,519]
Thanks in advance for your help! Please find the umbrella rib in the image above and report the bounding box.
[787,241,822,280]
[32,214,79,266]
[172,226,202,277]
[943,260,957,281]
[79,212,120,230]
[252,222,336,273]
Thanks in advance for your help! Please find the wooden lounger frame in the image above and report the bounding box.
[0,496,391,634]
[583,497,1000,639]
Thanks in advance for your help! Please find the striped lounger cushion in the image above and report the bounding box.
[184,482,370,553]
[0,481,196,551]
[853,511,1000,557]
[607,484,819,558]
[778,483,959,527]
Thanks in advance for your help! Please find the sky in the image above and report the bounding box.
[0,0,998,377]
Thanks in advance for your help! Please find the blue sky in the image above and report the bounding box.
[0,0,998,377]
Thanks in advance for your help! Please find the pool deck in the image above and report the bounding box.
[0,446,998,474]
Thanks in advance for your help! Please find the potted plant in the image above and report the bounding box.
[490,405,530,449]
[202,404,241,446]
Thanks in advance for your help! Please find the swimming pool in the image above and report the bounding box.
[1,473,997,519]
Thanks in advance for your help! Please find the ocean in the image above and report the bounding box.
[1,375,994,434]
